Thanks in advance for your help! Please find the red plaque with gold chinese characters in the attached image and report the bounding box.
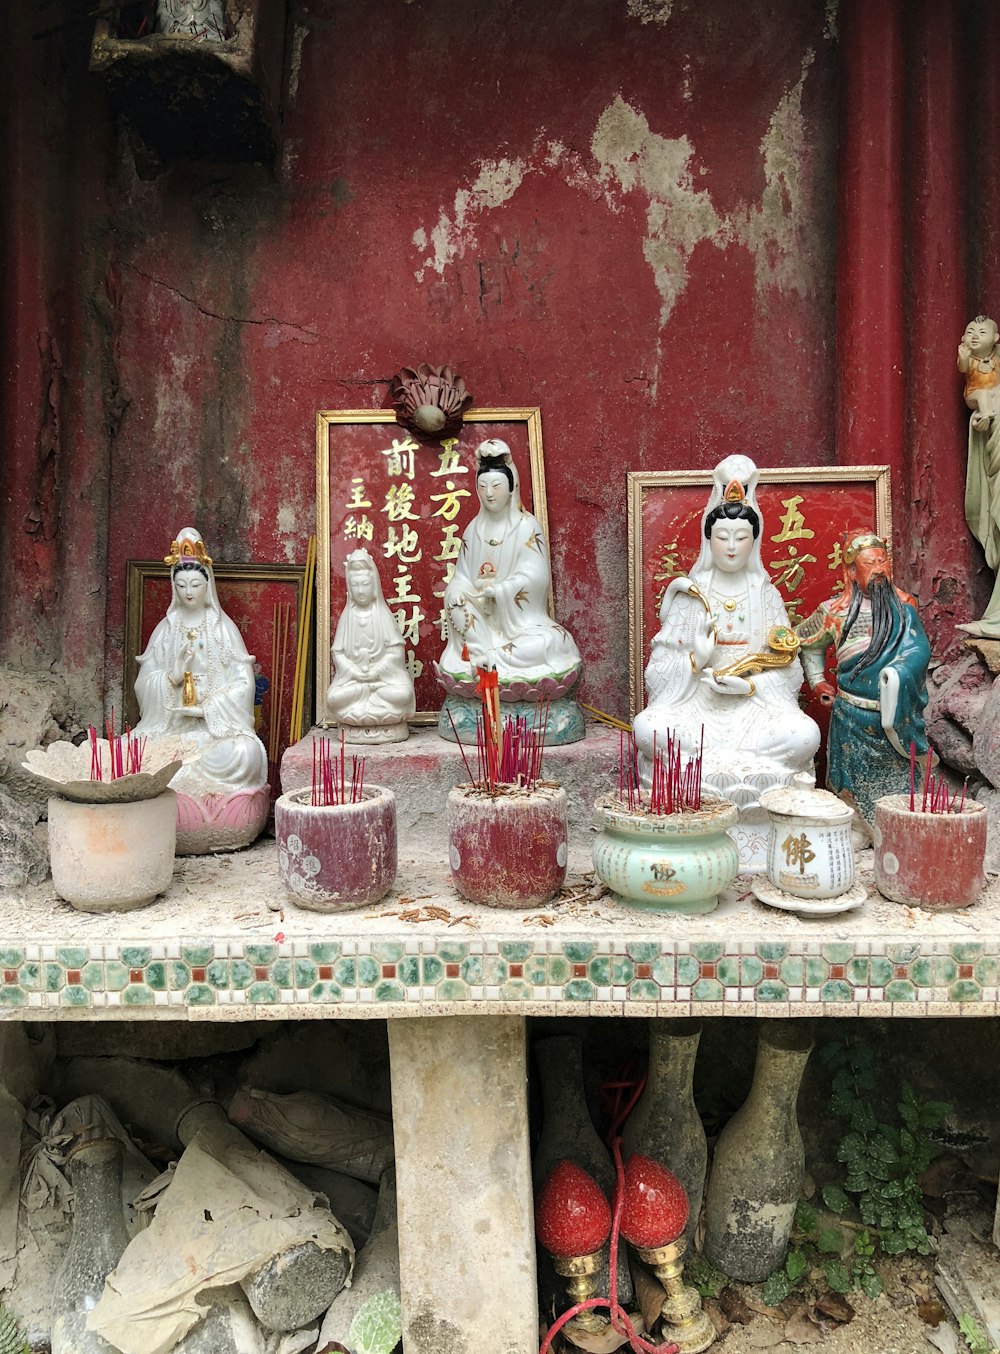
[626,466,892,719]
[317,408,550,723]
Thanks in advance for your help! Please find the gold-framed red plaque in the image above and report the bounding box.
[316,408,550,724]
[627,465,893,719]
[123,561,310,769]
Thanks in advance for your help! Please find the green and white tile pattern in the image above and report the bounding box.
[1,937,997,1016]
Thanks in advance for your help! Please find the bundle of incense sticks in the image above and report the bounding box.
[289,536,317,744]
[617,727,704,815]
[910,741,966,815]
[471,708,549,791]
[311,731,366,807]
[268,601,293,768]
[449,668,550,792]
[618,729,643,811]
[89,714,147,782]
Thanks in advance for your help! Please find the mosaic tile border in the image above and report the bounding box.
[1,938,999,1014]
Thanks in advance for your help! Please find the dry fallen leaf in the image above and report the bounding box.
[720,1286,753,1325]
[783,1304,824,1344]
[560,1312,645,1351]
[918,1156,966,1198]
[747,1323,785,1349]
[916,1299,948,1327]
[744,1297,786,1320]
[903,1276,932,1302]
[629,1258,666,1332]
[703,1297,730,1336]
[814,1290,855,1324]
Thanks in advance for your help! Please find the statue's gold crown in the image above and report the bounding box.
[164,538,213,568]
[723,479,746,503]
[843,531,887,566]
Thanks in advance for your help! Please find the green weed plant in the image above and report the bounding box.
[759,1037,949,1307]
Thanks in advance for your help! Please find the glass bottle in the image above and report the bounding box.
[533,1034,633,1307]
[621,1019,706,1244]
[703,1023,814,1281]
[51,1138,130,1354]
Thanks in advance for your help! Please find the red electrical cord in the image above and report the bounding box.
[537,1134,680,1354]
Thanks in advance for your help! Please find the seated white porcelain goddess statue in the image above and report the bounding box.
[326,548,416,743]
[633,455,820,867]
[436,438,583,743]
[133,528,269,853]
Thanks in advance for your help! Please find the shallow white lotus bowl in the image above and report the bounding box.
[22,735,200,804]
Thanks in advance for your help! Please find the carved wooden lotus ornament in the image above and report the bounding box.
[389,363,473,439]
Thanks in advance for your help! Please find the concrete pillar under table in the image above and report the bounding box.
[388,1014,538,1354]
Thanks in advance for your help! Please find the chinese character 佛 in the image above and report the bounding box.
[781,832,815,875]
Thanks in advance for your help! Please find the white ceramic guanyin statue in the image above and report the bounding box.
[633,455,820,868]
[436,439,583,744]
[156,0,227,39]
[134,528,269,853]
[326,549,416,743]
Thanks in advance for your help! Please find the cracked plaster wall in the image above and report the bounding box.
[2,0,839,719]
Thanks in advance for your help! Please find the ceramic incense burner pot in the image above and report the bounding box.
[592,793,739,916]
[759,784,855,900]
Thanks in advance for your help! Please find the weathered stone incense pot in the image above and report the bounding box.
[275,785,397,912]
[447,781,567,908]
[23,735,192,913]
[874,794,987,910]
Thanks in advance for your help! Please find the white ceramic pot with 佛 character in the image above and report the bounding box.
[758,784,855,900]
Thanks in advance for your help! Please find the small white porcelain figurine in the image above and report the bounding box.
[439,440,581,684]
[959,315,1000,637]
[326,549,415,743]
[633,455,820,868]
[134,528,269,852]
[156,0,227,39]
[436,439,584,743]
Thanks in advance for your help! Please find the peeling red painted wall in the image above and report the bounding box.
[2,0,989,724]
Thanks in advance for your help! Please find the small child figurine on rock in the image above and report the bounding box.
[959,315,1000,636]
[959,315,1000,433]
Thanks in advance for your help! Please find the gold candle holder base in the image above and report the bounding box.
[634,1237,715,1353]
[552,1250,608,1334]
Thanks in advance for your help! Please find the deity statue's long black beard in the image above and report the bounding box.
[841,575,902,675]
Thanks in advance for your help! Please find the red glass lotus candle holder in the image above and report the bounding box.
[620,1155,715,1353]
[535,1161,611,1333]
